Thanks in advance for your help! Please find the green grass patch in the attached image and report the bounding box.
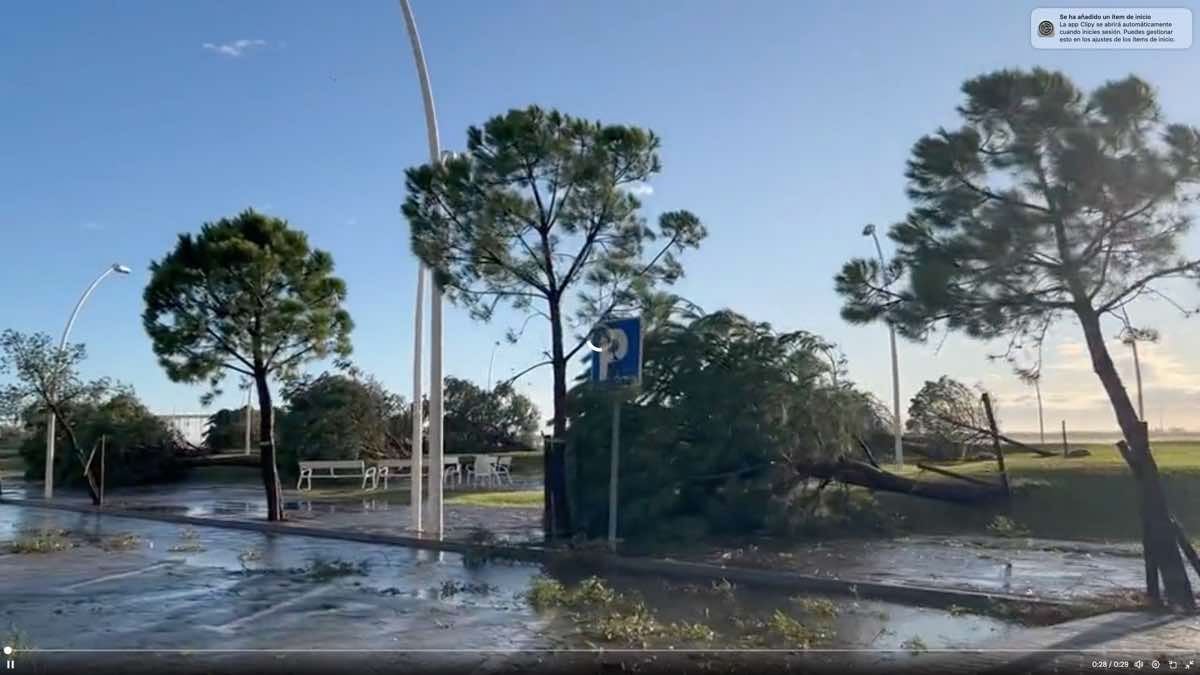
[293,557,371,582]
[9,529,74,554]
[447,490,542,507]
[524,575,830,649]
[880,441,1200,542]
[99,533,143,551]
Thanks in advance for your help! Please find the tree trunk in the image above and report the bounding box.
[255,374,284,522]
[546,298,572,539]
[53,409,101,505]
[1078,307,1194,609]
[799,458,1006,503]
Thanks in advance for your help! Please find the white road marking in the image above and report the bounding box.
[64,561,180,591]
[206,585,336,634]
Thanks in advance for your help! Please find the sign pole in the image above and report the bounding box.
[589,315,641,554]
[608,396,621,552]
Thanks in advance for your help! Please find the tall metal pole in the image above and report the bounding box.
[243,382,252,455]
[1121,309,1146,422]
[44,263,130,499]
[487,341,500,390]
[1035,378,1046,445]
[399,0,444,536]
[1130,339,1145,421]
[410,269,425,533]
[608,398,621,552]
[864,226,903,466]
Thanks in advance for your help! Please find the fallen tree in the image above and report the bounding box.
[177,452,261,468]
[932,415,1057,457]
[793,457,1008,504]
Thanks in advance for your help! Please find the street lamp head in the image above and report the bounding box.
[111,264,132,275]
[861,224,876,237]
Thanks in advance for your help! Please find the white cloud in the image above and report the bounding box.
[1049,340,1091,372]
[1121,337,1200,395]
[202,39,268,58]
[81,221,103,231]
[624,183,654,197]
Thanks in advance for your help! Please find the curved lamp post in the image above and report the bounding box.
[44,263,131,499]
[862,225,903,467]
[399,0,445,536]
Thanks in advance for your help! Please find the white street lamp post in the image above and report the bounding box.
[44,263,131,499]
[243,381,253,455]
[399,0,445,536]
[410,269,425,533]
[487,341,500,390]
[1035,378,1046,445]
[862,225,903,467]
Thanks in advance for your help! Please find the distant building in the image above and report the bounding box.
[158,413,208,447]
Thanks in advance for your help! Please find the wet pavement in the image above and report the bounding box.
[1,476,544,544]
[1,474,1160,607]
[695,536,1149,604]
[3,499,1200,674]
[0,503,547,647]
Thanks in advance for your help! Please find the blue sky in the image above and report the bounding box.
[3,1,1200,431]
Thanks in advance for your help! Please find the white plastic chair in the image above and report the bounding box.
[469,455,499,487]
[495,456,513,485]
[443,457,461,487]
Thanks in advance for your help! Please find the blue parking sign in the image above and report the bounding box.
[589,316,642,386]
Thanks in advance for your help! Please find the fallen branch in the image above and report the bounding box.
[933,414,1057,457]
[856,437,881,469]
[177,453,261,468]
[915,462,999,488]
[982,393,1011,497]
[794,458,1007,504]
[1172,518,1200,582]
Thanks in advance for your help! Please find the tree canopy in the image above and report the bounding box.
[444,377,539,454]
[143,209,354,520]
[0,329,110,502]
[834,69,1200,608]
[836,69,1200,354]
[568,307,883,539]
[404,106,706,536]
[906,376,991,460]
[19,389,185,488]
[278,372,408,469]
[203,406,261,452]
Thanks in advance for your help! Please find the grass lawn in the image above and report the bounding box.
[446,490,542,508]
[287,483,413,503]
[878,441,1200,542]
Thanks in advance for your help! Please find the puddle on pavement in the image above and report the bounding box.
[0,504,545,650]
[698,537,1147,603]
[0,504,1025,656]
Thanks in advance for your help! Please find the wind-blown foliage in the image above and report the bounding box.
[444,377,539,454]
[834,69,1200,607]
[204,407,261,452]
[568,308,882,539]
[0,330,110,501]
[404,106,707,536]
[906,376,992,460]
[277,372,408,472]
[19,390,185,488]
[143,209,353,520]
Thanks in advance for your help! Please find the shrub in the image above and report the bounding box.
[19,391,188,488]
